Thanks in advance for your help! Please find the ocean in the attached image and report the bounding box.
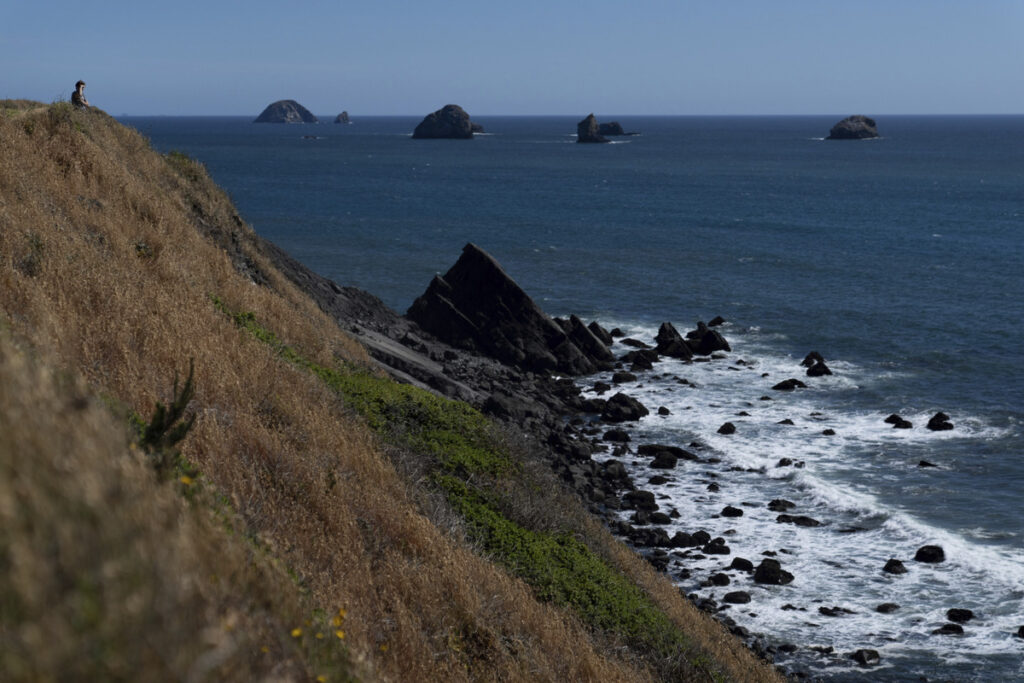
[123,114,1024,681]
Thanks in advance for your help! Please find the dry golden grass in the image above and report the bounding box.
[0,101,783,682]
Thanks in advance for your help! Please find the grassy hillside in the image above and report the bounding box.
[0,101,782,682]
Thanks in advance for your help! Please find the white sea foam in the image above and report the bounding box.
[583,321,1024,677]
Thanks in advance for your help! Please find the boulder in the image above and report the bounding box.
[602,428,630,442]
[612,371,638,384]
[767,499,796,512]
[772,379,807,391]
[776,514,822,527]
[702,538,731,555]
[723,591,751,604]
[637,444,698,461]
[754,558,794,585]
[471,121,485,133]
[801,351,825,367]
[649,452,678,469]
[708,316,726,327]
[721,505,744,518]
[927,412,954,431]
[576,114,609,143]
[669,531,697,548]
[334,111,350,124]
[717,422,736,435]
[876,603,900,613]
[622,490,658,511]
[947,608,974,624]
[254,99,319,123]
[826,115,880,140]
[685,322,731,355]
[730,557,754,572]
[932,623,964,635]
[849,649,881,666]
[588,321,614,345]
[601,392,649,422]
[407,244,610,375]
[619,349,659,369]
[883,559,908,575]
[709,573,731,586]
[1016,626,1024,639]
[654,322,694,359]
[807,360,833,377]
[412,104,475,139]
[914,545,945,563]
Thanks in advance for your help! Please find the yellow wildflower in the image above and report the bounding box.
[335,630,345,640]
[260,646,269,654]
[379,643,389,653]
[315,632,324,640]
[316,677,327,683]
[179,475,193,485]
[290,628,302,638]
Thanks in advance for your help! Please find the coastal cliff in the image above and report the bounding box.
[0,100,781,682]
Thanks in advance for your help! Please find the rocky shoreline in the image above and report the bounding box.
[253,239,1007,677]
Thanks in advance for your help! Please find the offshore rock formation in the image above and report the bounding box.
[253,100,319,123]
[407,243,614,375]
[826,115,879,140]
[335,111,350,124]
[412,104,475,139]
[576,114,609,143]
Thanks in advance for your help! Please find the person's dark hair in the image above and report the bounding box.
[76,80,85,88]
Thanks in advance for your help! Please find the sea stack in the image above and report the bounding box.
[577,114,609,143]
[254,100,319,124]
[335,111,350,124]
[412,104,475,139]
[826,115,879,140]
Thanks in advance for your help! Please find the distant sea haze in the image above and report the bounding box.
[126,114,1024,681]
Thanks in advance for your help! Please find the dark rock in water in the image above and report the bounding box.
[876,603,900,613]
[826,115,880,140]
[709,572,731,586]
[686,321,731,355]
[883,559,908,574]
[622,490,658,511]
[593,381,611,395]
[915,545,946,563]
[806,360,833,377]
[730,557,754,572]
[602,428,630,442]
[724,591,751,604]
[706,483,719,492]
[801,351,825,367]
[655,322,694,359]
[777,514,822,528]
[470,121,485,133]
[947,608,974,624]
[619,349,659,369]
[254,99,319,123]
[721,505,744,518]
[612,371,638,384]
[702,538,731,555]
[1016,625,1024,638]
[620,338,650,348]
[334,111,351,124]
[602,392,649,422]
[691,530,712,546]
[588,321,614,345]
[649,512,672,525]
[821,429,836,436]
[576,114,609,143]
[708,316,726,327]
[412,104,475,139]
[566,314,616,365]
[754,558,794,585]
[768,499,796,512]
[819,606,855,617]
[658,406,671,416]
[637,444,698,461]
[919,460,938,468]
[717,422,736,435]
[670,531,697,548]
[777,458,794,467]
[884,413,903,425]
[932,623,964,635]
[927,412,954,431]
[597,121,638,136]
[849,649,881,666]
[777,419,795,426]
[890,416,913,429]
[772,378,807,391]
[649,451,679,469]
[407,243,610,375]
[609,328,625,338]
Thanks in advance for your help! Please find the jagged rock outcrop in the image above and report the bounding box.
[826,115,879,140]
[406,243,613,375]
[412,104,475,139]
[577,114,609,143]
[335,111,350,124]
[254,100,319,123]
[471,121,485,133]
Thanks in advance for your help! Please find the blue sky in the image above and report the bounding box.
[3,1,1023,115]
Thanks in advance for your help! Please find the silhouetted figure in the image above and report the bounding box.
[71,80,90,109]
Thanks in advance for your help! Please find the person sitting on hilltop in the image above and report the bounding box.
[71,80,90,109]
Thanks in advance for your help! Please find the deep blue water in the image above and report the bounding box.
[124,114,1024,680]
